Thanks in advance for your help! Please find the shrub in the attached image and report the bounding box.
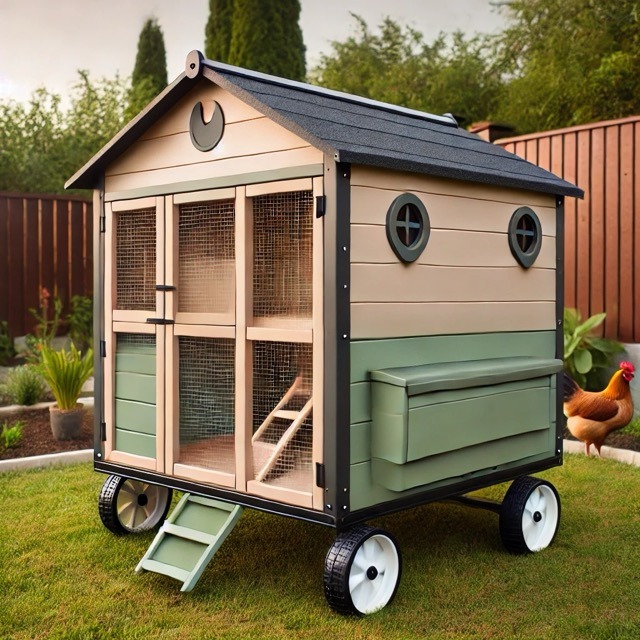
[0,320,15,365]
[563,308,624,390]
[1,365,46,406]
[68,295,93,353]
[39,344,93,410]
[0,420,24,448]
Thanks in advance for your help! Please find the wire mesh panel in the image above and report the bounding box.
[115,208,156,311]
[253,191,313,324]
[177,336,235,473]
[178,200,235,315]
[252,341,313,493]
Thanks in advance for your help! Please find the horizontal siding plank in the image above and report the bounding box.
[115,399,156,434]
[372,430,551,492]
[350,331,557,383]
[350,185,556,234]
[350,166,557,208]
[108,117,314,177]
[407,387,550,460]
[351,264,555,303]
[104,146,323,193]
[351,302,556,339]
[351,224,556,268]
[115,429,156,459]
[115,371,156,404]
[140,80,264,140]
[115,353,156,375]
[350,422,371,465]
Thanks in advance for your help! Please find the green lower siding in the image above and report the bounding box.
[114,338,157,459]
[349,331,559,510]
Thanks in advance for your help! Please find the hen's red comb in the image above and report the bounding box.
[620,361,635,373]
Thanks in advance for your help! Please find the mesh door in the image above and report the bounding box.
[178,336,235,473]
[252,341,313,492]
[115,208,156,311]
[253,191,313,323]
[178,200,235,315]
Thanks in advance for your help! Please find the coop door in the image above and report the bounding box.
[103,198,166,472]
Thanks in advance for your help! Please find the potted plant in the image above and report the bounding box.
[39,344,93,440]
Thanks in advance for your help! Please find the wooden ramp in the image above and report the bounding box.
[252,375,313,482]
[136,494,243,592]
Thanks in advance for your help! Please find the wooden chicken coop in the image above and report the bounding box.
[67,51,582,615]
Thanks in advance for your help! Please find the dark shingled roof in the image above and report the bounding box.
[67,55,583,198]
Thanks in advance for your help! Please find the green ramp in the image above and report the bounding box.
[135,493,243,592]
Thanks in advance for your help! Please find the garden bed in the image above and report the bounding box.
[0,405,93,460]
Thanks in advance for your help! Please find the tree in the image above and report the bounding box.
[310,16,503,125]
[205,0,306,80]
[129,17,168,116]
[0,72,131,194]
[494,0,640,132]
[205,0,234,62]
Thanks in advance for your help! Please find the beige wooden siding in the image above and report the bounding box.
[350,166,557,339]
[104,81,323,193]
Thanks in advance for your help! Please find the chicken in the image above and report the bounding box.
[563,362,635,456]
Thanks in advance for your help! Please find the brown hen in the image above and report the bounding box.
[563,362,635,456]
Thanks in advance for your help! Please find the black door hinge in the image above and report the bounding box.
[315,195,326,218]
[99,215,106,233]
[100,340,106,357]
[315,462,326,488]
[100,422,107,442]
[155,284,177,292]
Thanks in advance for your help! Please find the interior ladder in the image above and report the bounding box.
[252,375,313,482]
[136,493,243,592]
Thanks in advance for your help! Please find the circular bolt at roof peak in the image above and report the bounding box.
[185,50,205,79]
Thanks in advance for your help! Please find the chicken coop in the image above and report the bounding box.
[67,51,582,615]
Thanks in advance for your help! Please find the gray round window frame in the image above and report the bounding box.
[385,193,431,263]
[508,206,542,268]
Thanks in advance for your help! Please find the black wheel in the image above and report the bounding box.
[324,525,401,616]
[98,475,172,535]
[499,476,560,554]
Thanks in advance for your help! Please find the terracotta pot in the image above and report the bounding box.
[50,404,84,440]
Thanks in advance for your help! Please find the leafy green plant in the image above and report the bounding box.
[0,320,15,365]
[564,308,624,390]
[0,365,46,406]
[67,295,93,353]
[0,420,24,448]
[24,287,64,364]
[39,344,93,410]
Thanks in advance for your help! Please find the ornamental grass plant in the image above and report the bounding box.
[39,344,93,410]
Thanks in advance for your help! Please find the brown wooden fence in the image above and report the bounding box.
[496,116,640,343]
[0,193,93,338]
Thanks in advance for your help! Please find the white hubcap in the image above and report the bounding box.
[348,534,399,614]
[116,481,166,531]
[522,485,558,551]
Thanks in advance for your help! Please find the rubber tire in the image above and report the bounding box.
[98,475,172,535]
[499,476,561,554]
[324,524,402,616]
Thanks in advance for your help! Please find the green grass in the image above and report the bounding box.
[622,416,640,438]
[1,457,639,640]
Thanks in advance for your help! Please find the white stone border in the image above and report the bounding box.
[0,448,93,473]
[563,439,640,466]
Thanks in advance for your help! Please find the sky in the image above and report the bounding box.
[0,0,508,104]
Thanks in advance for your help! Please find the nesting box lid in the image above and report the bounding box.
[66,52,582,198]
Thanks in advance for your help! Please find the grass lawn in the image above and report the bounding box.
[1,456,639,640]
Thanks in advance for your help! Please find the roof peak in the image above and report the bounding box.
[185,50,459,129]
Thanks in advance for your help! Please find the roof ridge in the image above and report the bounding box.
[201,57,459,129]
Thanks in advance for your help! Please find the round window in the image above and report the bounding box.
[386,194,430,263]
[508,207,542,268]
